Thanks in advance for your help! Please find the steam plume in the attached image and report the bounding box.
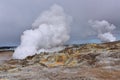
[13,4,72,59]
[89,20,116,42]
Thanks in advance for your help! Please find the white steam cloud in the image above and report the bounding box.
[13,4,72,59]
[89,20,116,42]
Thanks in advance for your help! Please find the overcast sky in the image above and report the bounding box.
[0,0,120,46]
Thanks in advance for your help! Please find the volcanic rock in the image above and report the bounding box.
[0,41,120,80]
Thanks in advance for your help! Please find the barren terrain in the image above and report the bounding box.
[0,41,120,80]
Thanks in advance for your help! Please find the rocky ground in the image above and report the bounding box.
[0,41,120,80]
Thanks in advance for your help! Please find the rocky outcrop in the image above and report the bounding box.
[0,41,120,80]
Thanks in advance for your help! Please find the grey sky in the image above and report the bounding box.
[0,0,120,46]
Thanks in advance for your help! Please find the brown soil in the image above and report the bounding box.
[0,51,13,64]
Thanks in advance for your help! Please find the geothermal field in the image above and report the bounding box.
[0,41,120,80]
[0,2,120,80]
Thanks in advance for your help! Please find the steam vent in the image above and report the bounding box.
[0,41,120,80]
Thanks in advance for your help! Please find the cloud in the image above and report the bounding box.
[0,0,120,45]
[13,4,72,59]
[89,20,116,42]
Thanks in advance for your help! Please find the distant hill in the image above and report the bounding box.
[0,46,16,51]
